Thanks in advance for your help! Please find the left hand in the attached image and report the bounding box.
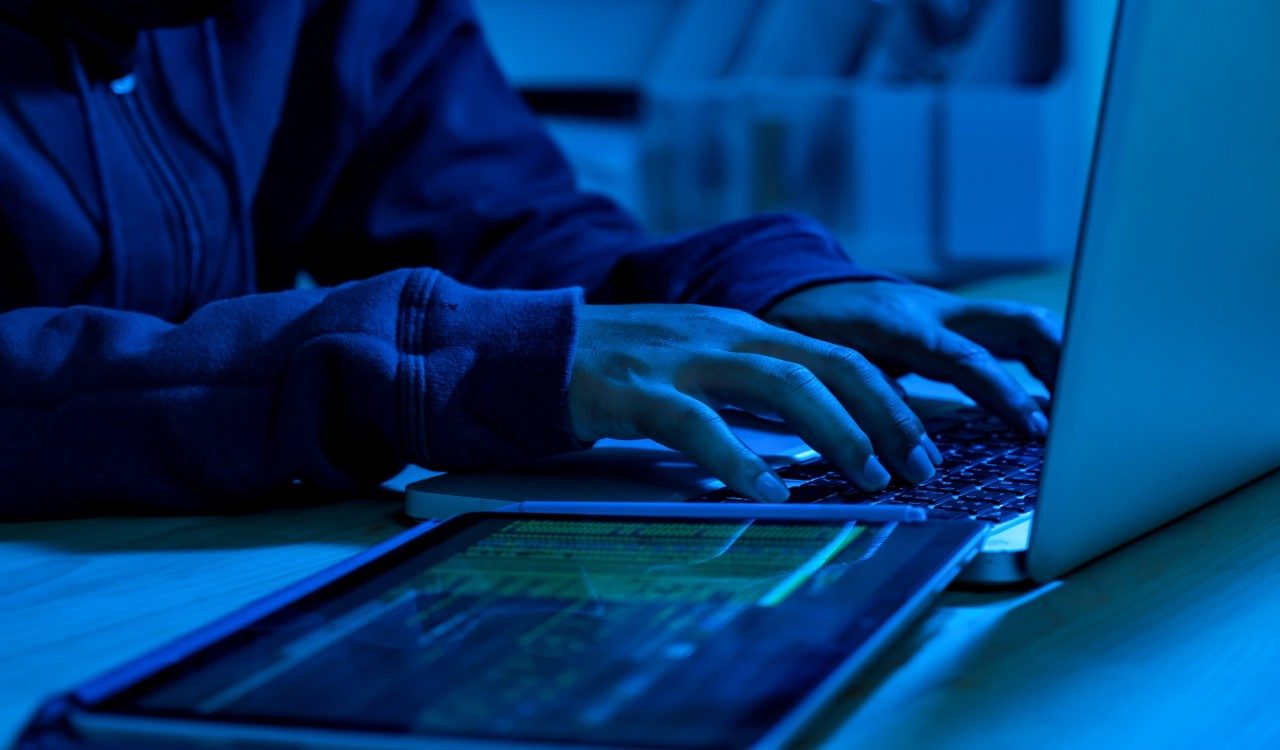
[763,280,1062,436]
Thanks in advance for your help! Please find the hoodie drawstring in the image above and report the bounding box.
[201,20,255,295]
[67,41,128,307]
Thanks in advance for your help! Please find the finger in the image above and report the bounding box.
[632,389,789,502]
[691,354,892,492]
[911,331,1049,437]
[741,331,941,485]
[878,365,909,401]
[949,302,1063,391]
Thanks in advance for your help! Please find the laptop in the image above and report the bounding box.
[408,0,1280,584]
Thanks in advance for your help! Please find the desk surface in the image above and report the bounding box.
[3,268,1278,749]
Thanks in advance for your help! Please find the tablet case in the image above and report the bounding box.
[13,521,442,750]
[14,513,978,749]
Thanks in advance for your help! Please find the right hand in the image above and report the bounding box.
[568,304,942,502]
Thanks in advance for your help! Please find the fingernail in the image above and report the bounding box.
[1029,411,1050,437]
[861,456,891,490]
[754,472,790,503]
[904,446,936,484]
[922,436,943,465]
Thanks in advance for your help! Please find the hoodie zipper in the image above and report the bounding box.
[107,71,205,317]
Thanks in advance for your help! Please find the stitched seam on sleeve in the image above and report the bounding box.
[396,269,437,465]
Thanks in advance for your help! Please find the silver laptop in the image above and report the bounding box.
[408,0,1280,584]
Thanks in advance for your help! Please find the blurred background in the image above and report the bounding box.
[473,0,1120,284]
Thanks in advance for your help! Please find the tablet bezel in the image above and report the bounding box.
[67,512,988,750]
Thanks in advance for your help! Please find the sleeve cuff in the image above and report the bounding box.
[677,212,905,314]
[397,270,586,470]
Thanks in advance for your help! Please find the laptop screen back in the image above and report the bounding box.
[1030,0,1280,579]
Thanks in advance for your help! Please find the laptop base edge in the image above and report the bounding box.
[953,518,1033,586]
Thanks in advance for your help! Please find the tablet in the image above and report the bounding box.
[65,512,986,750]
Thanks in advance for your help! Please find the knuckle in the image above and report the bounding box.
[702,305,756,328]
[889,407,923,436]
[684,305,730,327]
[687,306,762,341]
[1027,307,1064,335]
[1025,305,1055,322]
[996,303,1060,337]
[984,300,1023,317]
[1011,390,1040,410]
[825,344,873,373]
[728,312,767,338]
[1013,304,1049,325]
[670,402,718,439]
[945,340,996,369]
[769,363,821,397]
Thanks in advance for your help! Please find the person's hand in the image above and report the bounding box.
[763,281,1062,436]
[568,304,943,502]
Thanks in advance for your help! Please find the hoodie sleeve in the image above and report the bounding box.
[278,0,894,314]
[0,268,581,519]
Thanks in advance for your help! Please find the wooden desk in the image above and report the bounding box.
[3,269,1278,748]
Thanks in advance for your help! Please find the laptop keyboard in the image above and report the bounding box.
[689,408,1043,526]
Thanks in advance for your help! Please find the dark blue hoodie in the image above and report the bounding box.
[0,0,888,518]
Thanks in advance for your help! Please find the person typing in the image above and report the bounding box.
[0,0,1059,518]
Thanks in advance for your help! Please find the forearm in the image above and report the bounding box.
[0,269,581,518]
[434,178,897,312]
[579,211,901,313]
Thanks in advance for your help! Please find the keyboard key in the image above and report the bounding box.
[886,496,934,508]
[967,420,1014,433]
[988,454,1040,469]
[949,445,1001,459]
[927,479,973,494]
[938,454,976,471]
[952,464,1005,481]
[800,473,849,490]
[924,415,967,432]
[787,484,847,503]
[900,487,953,501]
[965,489,1019,504]
[983,480,1031,494]
[690,488,751,503]
[778,461,829,480]
[689,409,1044,510]
[1002,499,1036,514]
[973,414,1009,429]
[886,490,949,507]
[936,498,994,514]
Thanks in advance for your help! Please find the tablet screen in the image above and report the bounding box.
[100,514,977,749]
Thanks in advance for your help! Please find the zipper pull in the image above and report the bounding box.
[109,74,136,96]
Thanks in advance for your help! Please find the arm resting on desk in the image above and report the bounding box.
[0,268,583,519]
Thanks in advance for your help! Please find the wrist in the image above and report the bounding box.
[397,272,587,470]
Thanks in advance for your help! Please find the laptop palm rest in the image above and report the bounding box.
[405,412,811,519]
